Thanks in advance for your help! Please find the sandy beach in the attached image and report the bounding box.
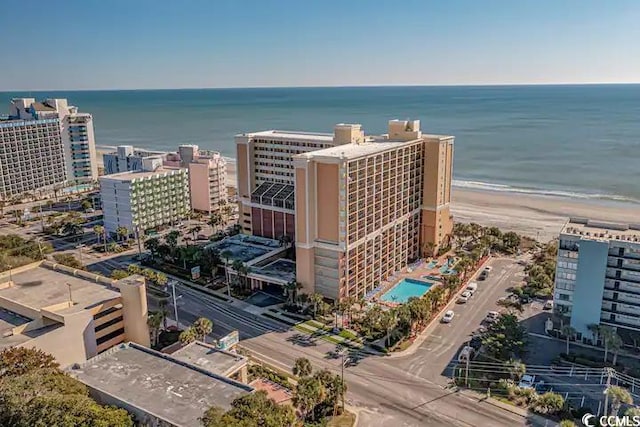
[97,148,640,242]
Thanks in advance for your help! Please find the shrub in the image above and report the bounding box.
[533,392,565,415]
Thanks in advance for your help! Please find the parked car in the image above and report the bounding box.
[469,335,483,351]
[518,374,536,389]
[466,282,478,295]
[458,346,475,362]
[478,271,488,281]
[543,300,554,310]
[485,311,500,323]
[441,310,455,323]
[458,291,472,303]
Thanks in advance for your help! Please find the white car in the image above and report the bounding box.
[458,346,475,362]
[458,291,472,303]
[466,282,478,295]
[441,310,455,323]
[544,300,554,310]
[518,374,536,389]
[485,311,500,322]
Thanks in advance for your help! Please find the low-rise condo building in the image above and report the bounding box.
[102,145,167,175]
[69,342,253,427]
[294,120,454,299]
[99,159,190,235]
[103,144,227,214]
[0,261,150,367]
[554,218,640,341]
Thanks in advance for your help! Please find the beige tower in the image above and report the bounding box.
[117,275,150,347]
[420,135,454,256]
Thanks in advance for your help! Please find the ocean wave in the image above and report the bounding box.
[453,179,628,201]
[453,180,640,204]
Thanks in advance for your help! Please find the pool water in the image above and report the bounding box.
[381,278,433,303]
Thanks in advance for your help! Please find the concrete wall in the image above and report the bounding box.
[316,163,339,244]
[117,275,150,348]
[188,161,211,212]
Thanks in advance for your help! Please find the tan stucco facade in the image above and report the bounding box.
[316,163,340,244]
[0,262,150,367]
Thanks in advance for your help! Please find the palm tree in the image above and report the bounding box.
[93,225,104,245]
[165,230,180,256]
[231,260,250,290]
[379,309,398,348]
[599,325,617,363]
[116,226,129,242]
[208,211,223,232]
[179,327,197,345]
[560,325,576,355]
[189,225,202,241]
[588,323,600,345]
[310,293,324,319]
[147,312,162,347]
[284,279,303,306]
[610,333,624,365]
[127,264,143,276]
[606,385,633,416]
[192,317,213,341]
[293,357,313,378]
[422,241,436,259]
[158,299,169,330]
[221,250,232,296]
[154,272,168,288]
[508,359,526,381]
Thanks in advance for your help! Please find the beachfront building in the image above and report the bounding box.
[9,98,98,185]
[553,218,640,341]
[0,115,66,200]
[99,159,190,235]
[102,145,167,175]
[294,120,454,300]
[0,261,150,367]
[236,129,336,239]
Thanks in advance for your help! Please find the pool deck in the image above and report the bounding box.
[371,254,458,306]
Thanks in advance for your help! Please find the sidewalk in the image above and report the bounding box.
[458,389,558,426]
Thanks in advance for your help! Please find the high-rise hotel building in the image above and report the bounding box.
[236,130,335,239]
[0,98,98,200]
[554,218,640,340]
[237,120,454,300]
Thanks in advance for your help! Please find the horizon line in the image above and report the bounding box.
[2,81,640,93]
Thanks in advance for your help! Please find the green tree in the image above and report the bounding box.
[189,225,203,241]
[52,253,84,270]
[0,347,58,377]
[127,264,143,276]
[284,279,303,306]
[111,269,130,280]
[310,293,324,319]
[559,421,577,427]
[148,312,163,347]
[208,211,223,232]
[81,199,93,211]
[179,327,197,345]
[294,376,325,422]
[220,250,233,296]
[508,359,526,381]
[293,357,313,378]
[144,237,161,260]
[481,313,527,361]
[379,309,398,348]
[625,406,640,417]
[607,385,633,416]
[201,391,296,427]
[533,392,565,416]
[116,226,129,242]
[192,317,214,341]
[599,325,618,363]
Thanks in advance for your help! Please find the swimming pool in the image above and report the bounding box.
[380,278,434,303]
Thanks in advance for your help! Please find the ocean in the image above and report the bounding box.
[2,85,639,203]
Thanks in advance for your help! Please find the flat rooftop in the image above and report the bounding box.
[295,139,416,161]
[99,166,184,182]
[251,259,296,283]
[562,218,640,242]
[0,308,31,349]
[171,341,247,377]
[0,262,120,314]
[70,343,253,427]
[207,234,282,264]
[240,129,335,142]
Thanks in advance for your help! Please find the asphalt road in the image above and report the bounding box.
[156,262,547,427]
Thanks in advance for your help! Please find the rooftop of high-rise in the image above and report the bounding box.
[561,218,640,242]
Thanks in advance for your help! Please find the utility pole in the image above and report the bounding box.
[603,367,612,417]
[67,283,73,304]
[135,225,142,258]
[77,244,84,265]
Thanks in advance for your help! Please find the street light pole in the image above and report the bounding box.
[603,367,612,417]
[171,281,180,327]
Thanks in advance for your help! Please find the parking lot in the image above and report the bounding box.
[392,257,527,384]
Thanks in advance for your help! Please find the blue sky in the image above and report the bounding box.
[1,0,639,90]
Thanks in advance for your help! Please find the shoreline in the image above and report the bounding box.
[97,146,640,241]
